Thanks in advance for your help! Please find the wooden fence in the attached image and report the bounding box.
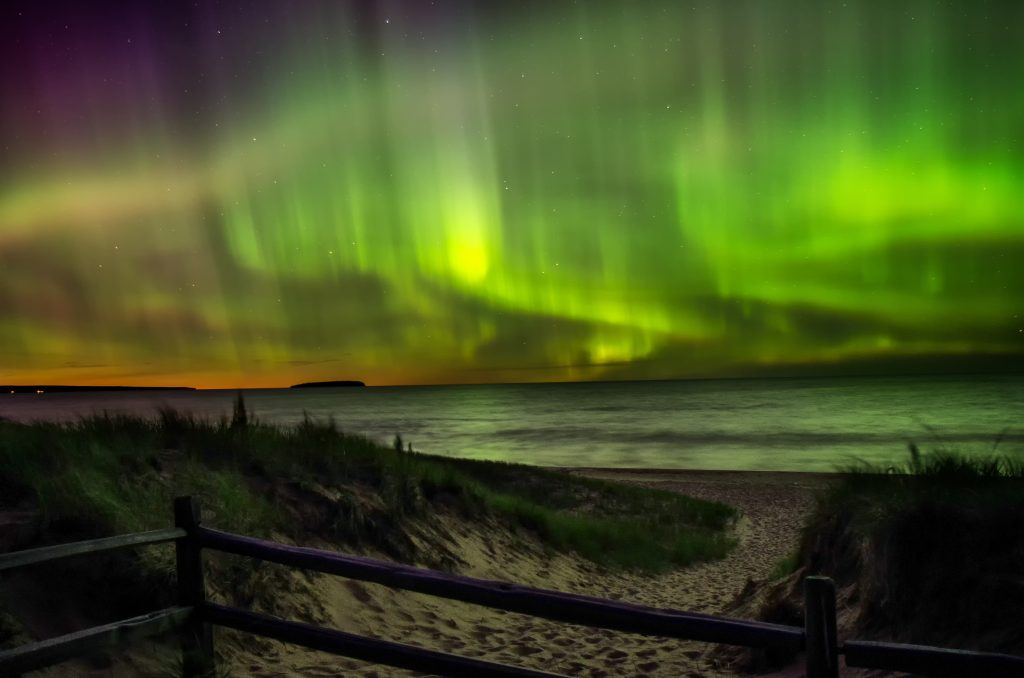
[1,496,1023,677]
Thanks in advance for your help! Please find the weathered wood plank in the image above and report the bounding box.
[0,606,192,675]
[844,639,1024,677]
[198,527,804,650]
[0,528,186,573]
[202,602,568,678]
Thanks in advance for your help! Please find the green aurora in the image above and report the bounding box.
[1,1,1022,387]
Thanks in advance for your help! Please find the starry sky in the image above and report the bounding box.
[1,1,1022,388]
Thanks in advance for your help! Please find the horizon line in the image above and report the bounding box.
[5,366,1022,392]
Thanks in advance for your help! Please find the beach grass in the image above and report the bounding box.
[793,445,1024,650]
[0,401,736,573]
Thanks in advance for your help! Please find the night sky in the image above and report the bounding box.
[2,1,1022,388]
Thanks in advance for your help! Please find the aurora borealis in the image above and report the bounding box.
[1,1,1022,388]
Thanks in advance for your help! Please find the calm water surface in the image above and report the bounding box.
[2,376,1022,471]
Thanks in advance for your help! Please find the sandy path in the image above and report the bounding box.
[567,470,828,614]
[216,470,830,678]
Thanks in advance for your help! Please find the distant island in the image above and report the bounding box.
[290,380,366,389]
[3,385,195,393]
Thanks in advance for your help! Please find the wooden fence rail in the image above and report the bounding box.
[844,640,1024,676]
[0,607,192,675]
[1,495,1023,677]
[197,525,804,650]
[0,527,185,573]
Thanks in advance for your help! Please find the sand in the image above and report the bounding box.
[209,469,831,678]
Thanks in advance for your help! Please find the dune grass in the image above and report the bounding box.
[0,401,736,573]
[824,443,1024,517]
[793,444,1024,651]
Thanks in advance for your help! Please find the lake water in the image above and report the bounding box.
[2,375,1022,471]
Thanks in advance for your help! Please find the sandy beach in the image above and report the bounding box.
[205,469,831,677]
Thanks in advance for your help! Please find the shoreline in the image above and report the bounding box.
[551,466,840,501]
[550,466,842,482]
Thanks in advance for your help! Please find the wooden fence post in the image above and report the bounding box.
[175,496,215,677]
[804,576,838,678]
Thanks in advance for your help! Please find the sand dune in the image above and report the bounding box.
[211,469,828,677]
